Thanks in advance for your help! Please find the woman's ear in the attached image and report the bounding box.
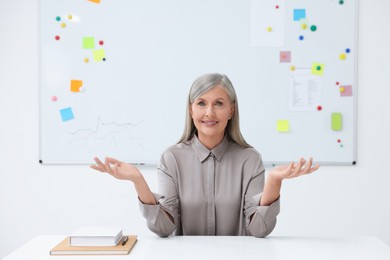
[230,106,235,118]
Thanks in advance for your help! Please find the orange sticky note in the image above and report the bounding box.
[70,80,83,92]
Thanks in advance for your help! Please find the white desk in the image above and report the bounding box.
[4,235,390,260]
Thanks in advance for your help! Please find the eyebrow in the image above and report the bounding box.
[196,97,227,101]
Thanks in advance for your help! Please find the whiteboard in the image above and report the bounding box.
[39,0,358,165]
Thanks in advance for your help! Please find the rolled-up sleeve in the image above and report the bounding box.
[138,157,180,237]
[244,170,280,237]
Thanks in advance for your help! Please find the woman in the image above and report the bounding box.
[91,73,319,237]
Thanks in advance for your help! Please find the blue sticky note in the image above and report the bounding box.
[293,9,306,21]
[60,107,74,122]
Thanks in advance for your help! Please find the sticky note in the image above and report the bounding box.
[83,37,95,49]
[293,9,306,21]
[60,107,74,122]
[70,80,83,92]
[340,85,353,97]
[280,51,291,63]
[277,120,290,132]
[93,49,105,62]
[311,62,325,76]
[88,0,101,3]
[331,113,342,131]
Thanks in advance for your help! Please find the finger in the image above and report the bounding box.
[292,158,305,176]
[107,157,122,167]
[299,158,320,176]
[106,157,117,163]
[301,157,314,174]
[303,158,321,174]
[104,157,112,173]
[307,164,320,173]
[286,161,294,173]
[90,157,106,172]
[94,157,106,169]
[90,165,103,172]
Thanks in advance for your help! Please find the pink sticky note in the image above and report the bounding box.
[340,85,352,97]
[280,51,291,63]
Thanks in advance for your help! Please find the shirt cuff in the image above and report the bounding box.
[246,193,281,237]
[138,193,164,223]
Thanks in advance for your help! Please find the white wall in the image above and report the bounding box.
[1,0,390,257]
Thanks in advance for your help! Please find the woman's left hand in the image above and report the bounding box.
[268,157,320,182]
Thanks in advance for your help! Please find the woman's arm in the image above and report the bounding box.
[260,157,320,206]
[90,157,156,205]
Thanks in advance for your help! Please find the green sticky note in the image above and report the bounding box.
[277,120,290,132]
[83,36,95,49]
[331,113,342,131]
[93,49,105,62]
[311,62,325,76]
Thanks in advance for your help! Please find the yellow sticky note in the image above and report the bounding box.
[311,62,325,76]
[70,80,83,92]
[83,37,95,49]
[93,49,105,62]
[331,113,342,131]
[277,120,290,132]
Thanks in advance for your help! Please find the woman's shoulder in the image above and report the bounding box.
[227,143,264,174]
[163,141,192,154]
[158,141,194,173]
[159,141,193,162]
[228,141,262,160]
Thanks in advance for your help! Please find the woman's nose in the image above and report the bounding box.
[205,105,215,117]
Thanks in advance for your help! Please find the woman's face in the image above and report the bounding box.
[190,85,234,148]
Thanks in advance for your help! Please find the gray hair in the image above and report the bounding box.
[178,73,252,148]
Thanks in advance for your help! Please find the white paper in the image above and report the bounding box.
[289,68,322,111]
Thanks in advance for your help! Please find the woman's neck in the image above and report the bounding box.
[197,133,224,150]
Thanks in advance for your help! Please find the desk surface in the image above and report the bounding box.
[4,235,390,260]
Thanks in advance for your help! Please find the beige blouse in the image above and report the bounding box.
[139,135,280,237]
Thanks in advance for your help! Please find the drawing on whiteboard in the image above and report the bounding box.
[66,117,146,153]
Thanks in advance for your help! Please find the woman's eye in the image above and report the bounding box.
[197,101,206,106]
[215,101,223,106]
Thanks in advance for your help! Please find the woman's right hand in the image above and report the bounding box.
[90,157,142,183]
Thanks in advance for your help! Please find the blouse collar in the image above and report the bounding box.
[191,134,229,163]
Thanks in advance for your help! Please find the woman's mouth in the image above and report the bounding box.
[202,120,218,126]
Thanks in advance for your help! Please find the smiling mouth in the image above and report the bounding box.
[202,120,218,125]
